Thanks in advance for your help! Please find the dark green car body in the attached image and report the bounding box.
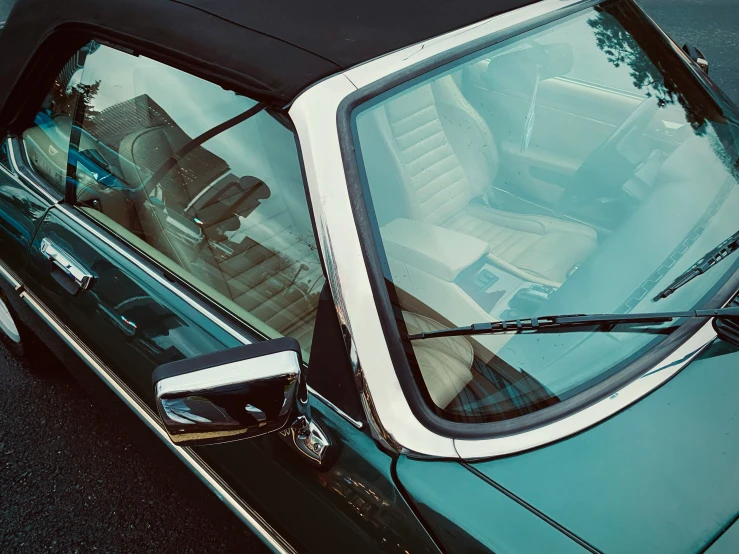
[0,150,442,553]
[400,340,739,554]
[0,0,738,552]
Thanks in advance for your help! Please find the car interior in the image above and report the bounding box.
[353,35,733,418]
[23,71,325,358]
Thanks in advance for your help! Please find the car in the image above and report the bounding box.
[0,0,738,551]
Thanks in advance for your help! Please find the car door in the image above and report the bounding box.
[9,38,440,553]
[0,44,91,281]
[0,138,58,349]
[0,138,57,284]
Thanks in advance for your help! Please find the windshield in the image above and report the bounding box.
[350,0,739,424]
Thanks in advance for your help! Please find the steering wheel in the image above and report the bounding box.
[559,98,661,207]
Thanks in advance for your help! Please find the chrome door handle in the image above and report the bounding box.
[39,238,94,291]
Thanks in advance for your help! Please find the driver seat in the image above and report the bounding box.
[371,76,597,285]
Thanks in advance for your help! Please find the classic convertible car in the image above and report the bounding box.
[1,0,739,551]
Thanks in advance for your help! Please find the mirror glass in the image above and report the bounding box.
[153,338,302,446]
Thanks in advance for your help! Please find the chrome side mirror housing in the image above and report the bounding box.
[152,337,330,465]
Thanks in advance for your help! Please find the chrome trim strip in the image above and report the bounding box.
[290,0,725,459]
[21,290,296,554]
[0,148,20,181]
[0,162,17,182]
[55,205,364,429]
[0,259,22,290]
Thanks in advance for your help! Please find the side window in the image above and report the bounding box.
[21,45,95,195]
[34,42,325,358]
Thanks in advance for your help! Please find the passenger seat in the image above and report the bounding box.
[370,76,596,286]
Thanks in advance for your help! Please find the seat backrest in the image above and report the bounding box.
[116,125,233,298]
[370,75,499,226]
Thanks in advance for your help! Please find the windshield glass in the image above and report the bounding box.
[351,0,739,423]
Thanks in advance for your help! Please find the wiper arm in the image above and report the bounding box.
[407,307,739,340]
[653,229,739,301]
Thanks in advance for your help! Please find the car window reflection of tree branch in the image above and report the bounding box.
[589,1,726,135]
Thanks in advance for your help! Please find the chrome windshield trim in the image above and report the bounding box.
[291,71,458,459]
[20,290,296,554]
[290,0,729,459]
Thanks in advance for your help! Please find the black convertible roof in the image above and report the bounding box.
[0,0,538,111]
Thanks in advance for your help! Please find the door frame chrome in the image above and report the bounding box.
[7,138,62,205]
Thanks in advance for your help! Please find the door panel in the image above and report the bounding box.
[25,207,239,405]
[13,36,439,554]
[196,399,442,553]
[24,205,440,553]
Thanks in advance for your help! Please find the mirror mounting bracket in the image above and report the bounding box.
[279,415,332,467]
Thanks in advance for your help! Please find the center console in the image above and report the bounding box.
[381,218,556,323]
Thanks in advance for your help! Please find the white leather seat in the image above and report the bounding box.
[370,76,597,285]
[86,94,323,353]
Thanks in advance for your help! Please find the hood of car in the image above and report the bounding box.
[471,338,739,554]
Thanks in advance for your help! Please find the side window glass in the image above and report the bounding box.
[20,45,96,195]
[60,42,324,358]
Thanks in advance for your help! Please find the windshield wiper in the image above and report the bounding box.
[406,307,739,340]
[653,229,739,301]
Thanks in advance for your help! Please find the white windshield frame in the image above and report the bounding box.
[290,0,735,459]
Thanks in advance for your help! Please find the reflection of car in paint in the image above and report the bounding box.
[1,0,739,552]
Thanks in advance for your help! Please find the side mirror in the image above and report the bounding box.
[152,337,331,465]
[683,44,709,74]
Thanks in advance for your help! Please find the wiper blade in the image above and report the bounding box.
[653,229,739,301]
[407,307,739,340]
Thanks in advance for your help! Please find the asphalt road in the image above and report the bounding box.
[0,337,267,553]
[639,0,739,102]
[0,1,737,553]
